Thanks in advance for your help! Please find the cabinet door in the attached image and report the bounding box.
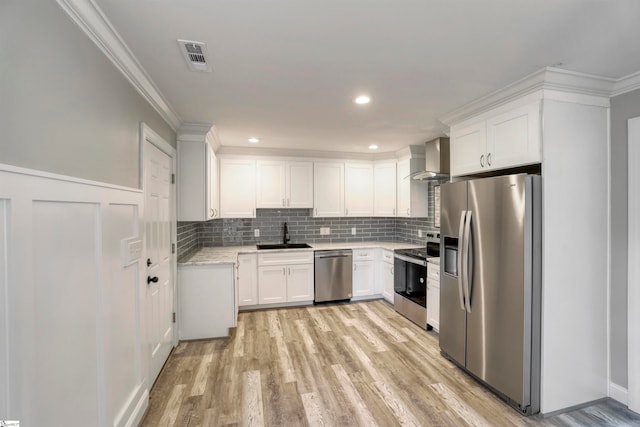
[256,160,286,208]
[397,159,411,217]
[450,121,487,176]
[382,262,394,303]
[427,279,440,331]
[237,254,258,307]
[206,143,219,219]
[345,163,374,216]
[353,261,376,297]
[286,264,314,302]
[219,158,256,218]
[486,101,541,171]
[258,266,287,304]
[287,161,314,208]
[177,141,207,221]
[313,162,344,217]
[374,162,397,217]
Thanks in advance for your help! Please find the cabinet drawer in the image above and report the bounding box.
[427,278,440,289]
[353,249,375,261]
[381,249,394,264]
[427,264,440,281]
[258,251,313,266]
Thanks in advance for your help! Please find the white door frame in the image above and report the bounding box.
[628,116,640,413]
[140,123,178,350]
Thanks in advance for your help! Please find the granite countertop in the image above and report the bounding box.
[179,241,422,266]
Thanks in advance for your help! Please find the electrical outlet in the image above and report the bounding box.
[254,229,260,237]
[351,227,357,235]
[419,230,423,238]
[320,227,330,235]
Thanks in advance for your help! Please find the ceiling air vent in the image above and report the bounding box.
[177,39,212,72]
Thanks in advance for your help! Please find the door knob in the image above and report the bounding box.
[147,276,159,284]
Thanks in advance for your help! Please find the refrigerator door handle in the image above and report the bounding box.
[463,210,473,312]
[457,210,467,311]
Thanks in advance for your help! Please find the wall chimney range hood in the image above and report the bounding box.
[412,137,450,180]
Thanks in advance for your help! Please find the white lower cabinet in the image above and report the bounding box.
[352,249,378,298]
[257,251,314,305]
[426,261,440,331]
[237,254,258,306]
[258,265,288,304]
[380,249,395,303]
[178,264,236,340]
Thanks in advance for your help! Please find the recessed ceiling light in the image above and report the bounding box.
[368,144,378,150]
[354,95,370,105]
[248,137,260,143]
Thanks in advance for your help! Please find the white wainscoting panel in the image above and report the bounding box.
[0,200,8,418]
[0,164,146,426]
[32,201,101,425]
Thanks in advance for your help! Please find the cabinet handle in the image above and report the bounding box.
[407,208,410,216]
[487,152,492,166]
[282,198,285,207]
[288,267,291,275]
[283,267,286,275]
[209,208,214,218]
[480,154,485,167]
[214,208,218,217]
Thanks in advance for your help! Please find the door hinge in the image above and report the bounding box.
[172,243,176,254]
[171,173,175,184]
[172,312,176,323]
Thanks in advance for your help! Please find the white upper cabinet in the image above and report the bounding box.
[397,156,428,218]
[486,101,541,171]
[219,158,256,218]
[313,162,344,217]
[374,161,397,217]
[256,160,286,208]
[450,122,486,176]
[450,100,541,176]
[256,160,313,209]
[178,139,218,221]
[287,161,314,208]
[345,163,374,217]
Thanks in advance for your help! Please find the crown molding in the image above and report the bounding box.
[612,71,640,97]
[56,0,182,131]
[439,67,616,126]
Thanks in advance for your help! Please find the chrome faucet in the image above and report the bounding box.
[283,222,290,244]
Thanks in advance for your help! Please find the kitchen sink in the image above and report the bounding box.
[256,243,312,250]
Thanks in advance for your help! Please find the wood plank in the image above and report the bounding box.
[242,370,265,427]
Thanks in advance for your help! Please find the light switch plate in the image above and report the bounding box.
[320,227,330,235]
[419,230,423,238]
[121,237,143,266]
[351,227,357,235]
[254,229,260,237]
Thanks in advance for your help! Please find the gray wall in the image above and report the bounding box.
[610,88,640,387]
[0,0,176,188]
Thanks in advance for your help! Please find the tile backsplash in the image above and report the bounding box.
[177,179,444,260]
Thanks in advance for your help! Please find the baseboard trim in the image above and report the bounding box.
[610,382,629,405]
[124,388,149,427]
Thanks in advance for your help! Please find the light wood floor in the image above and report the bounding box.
[141,300,640,426]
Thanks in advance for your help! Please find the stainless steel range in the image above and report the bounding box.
[393,230,440,327]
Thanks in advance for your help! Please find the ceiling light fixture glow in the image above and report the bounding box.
[248,137,260,143]
[368,144,378,150]
[354,95,370,105]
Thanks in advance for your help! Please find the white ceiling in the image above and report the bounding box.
[95,0,640,153]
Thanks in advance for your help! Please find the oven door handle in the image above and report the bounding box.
[393,254,427,267]
[457,210,467,311]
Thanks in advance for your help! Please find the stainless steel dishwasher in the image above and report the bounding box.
[314,249,353,302]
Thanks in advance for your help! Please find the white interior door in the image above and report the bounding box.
[144,140,175,385]
[628,116,640,414]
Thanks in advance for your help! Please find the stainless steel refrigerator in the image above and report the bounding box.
[440,174,541,415]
